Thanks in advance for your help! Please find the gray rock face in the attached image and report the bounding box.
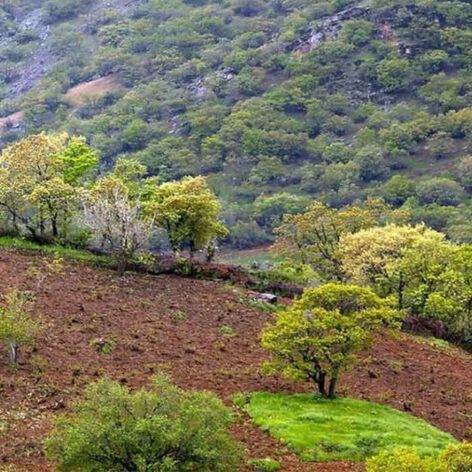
[0,0,145,103]
[294,3,371,55]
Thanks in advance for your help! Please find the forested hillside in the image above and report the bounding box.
[0,0,471,247]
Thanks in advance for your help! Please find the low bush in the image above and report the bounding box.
[44,375,242,471]
[366,448,440,472]
[247,457,281,471]
[440,442,472,472]
[366,442,472,472]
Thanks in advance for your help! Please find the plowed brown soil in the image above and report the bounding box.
[0,251,470,471]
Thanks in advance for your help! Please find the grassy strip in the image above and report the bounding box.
[0,236,111,266]
[240,392,456,462]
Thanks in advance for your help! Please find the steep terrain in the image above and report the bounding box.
[0,250,470,471]
[0,0,471,247]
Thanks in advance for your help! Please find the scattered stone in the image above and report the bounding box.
[253,293,278,304]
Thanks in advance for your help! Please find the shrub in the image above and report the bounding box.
[354,145,389,182]
[456,156,472,192]
[365,448,440,472]
[366,443,472,472]
[417,178,464,206]
[341,19,375,46]
[381,175,416,207]
[439,442,472,471]
[252,193,309,229]
[226,221,270,249]
[248,457,281,471]
[0,289,39,365]
[377,58,413,93]
[44,375,242,472]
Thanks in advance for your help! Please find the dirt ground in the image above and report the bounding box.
[65,75,121,107]
[0,111,24,130]
[0,251,470,471]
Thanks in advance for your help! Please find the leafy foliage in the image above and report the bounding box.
[44,375,242,472]
[0,0,471,244]
[145,176,228,255]
[340,225,472,346]
[262,283,400,398]
[274,200,408,280]
[0,134,97,242]
[440,442,472,472]
[366,442,472,472]
[0,289,38,365]
[365,448,442,472]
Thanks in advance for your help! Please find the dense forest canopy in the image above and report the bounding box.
[0,0,470,247]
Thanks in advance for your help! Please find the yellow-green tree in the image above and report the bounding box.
[274,199,409,281]
[339,224,450,309]
[421,244,472,346]
[0,133,97,241]
[0,289,39,365]
[262,283,399,398]
[340,225,472,346]
[145,176,227,257]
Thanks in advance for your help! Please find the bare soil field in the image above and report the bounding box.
[0,75,120,134]
[65,76,121,107]
[0,111,24,130]
[0,250,470,471]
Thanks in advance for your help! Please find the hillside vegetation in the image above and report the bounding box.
[0,250,470,471]
[0,0,471,247]
[0,2,472,471]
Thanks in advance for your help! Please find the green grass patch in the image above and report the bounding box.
[247,457,281,471]
[217,248,282,267]
[243,392,456,462]
[0,236,110,266]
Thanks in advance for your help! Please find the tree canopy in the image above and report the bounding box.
[262,283,400,398]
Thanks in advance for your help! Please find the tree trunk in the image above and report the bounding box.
[328,377,338,399]
[9,342,18,365]
[398,273,405,310]
[116,254,127,276]
[315,372,326,397]
[39,209,45,237]
[26,225,38,241]
[51,215,58,238]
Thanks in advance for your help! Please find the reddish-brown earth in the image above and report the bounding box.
[0,250,470,471]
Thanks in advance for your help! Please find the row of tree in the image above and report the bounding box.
[259,199,471,401]
[0,133,228,273]
[273,200,472,347]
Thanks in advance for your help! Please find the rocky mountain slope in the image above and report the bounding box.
[0,0,471,246]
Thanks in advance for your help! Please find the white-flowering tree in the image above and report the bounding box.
[83,175,152,275]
